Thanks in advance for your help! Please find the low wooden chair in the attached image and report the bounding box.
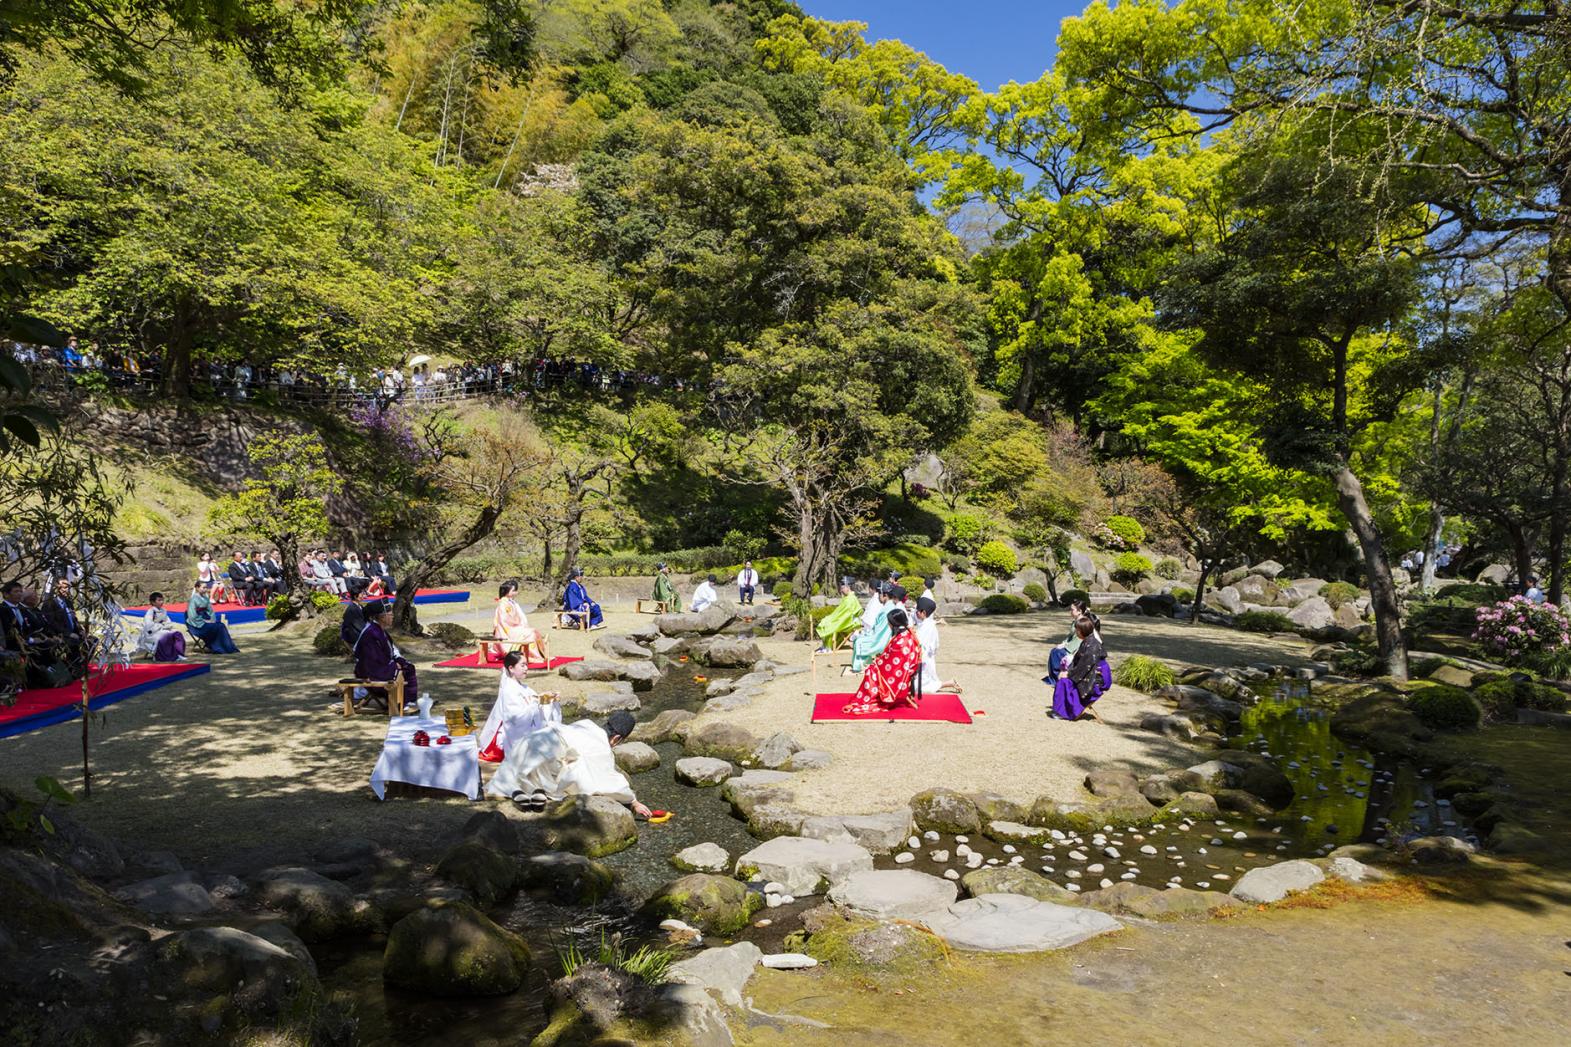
[476,637,528,663]
[336,674,405,718]
[634,599,670,615]
[553,608,589,630]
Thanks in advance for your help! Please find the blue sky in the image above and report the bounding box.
[799,1,1092,89]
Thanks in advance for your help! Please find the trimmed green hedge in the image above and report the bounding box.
[1111,552,1152,585]
[977,593,1029,615]
[1022,582,1048,605]
[1473,678,1568,722]
[1104,515,1146,546]
[975,540,1019,577]
[1408,685,1482,731]
[1234,610,1295,633]
[1059,588,1090,608]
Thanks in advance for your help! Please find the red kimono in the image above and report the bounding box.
[844,631,922,714]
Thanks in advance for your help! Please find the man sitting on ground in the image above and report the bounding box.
[691,574,718,612]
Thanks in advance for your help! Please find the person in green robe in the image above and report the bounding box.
[815,578,863,653]
[653,562,681,612]
[849,584,904,672]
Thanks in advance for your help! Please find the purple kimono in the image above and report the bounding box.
[1051,636,1110,720]
[353,621,417,711]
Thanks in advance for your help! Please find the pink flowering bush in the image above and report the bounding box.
[1474,597,1571,677]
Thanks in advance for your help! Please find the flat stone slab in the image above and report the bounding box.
[1230,859,1326,904]
[783,749,832,772]
[585,691,641,714]
[838,812,913,855]
[917,893,1122,953]
[761,953,818,970]
[737,837,873,897]
[672,842,731,874]
[674,757,735,787]
[827,869,958,920]
[612,741,659,774]
[666,941,762,1007]
[113,871,214,915]
[984,820,1052,846]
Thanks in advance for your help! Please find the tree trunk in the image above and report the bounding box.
[392,504,502,632]
[1549,453,1568,603]
[791,496,840,594]
[1189,560,1212,626]
[1011,352,1035,414]
[1333,463,1407,679]
[1504,520,1534,592]
[162,298,193,398]
[275,537,305,599]
[1420,507,1444,594]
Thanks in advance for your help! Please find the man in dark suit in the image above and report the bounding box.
[245,550,277,603]
[1,581,27,650]
[371,552,396,594]
[227,550,260,605]
[32,583,86,680]
[339,593,367,650]
[262,550,285,588]
[326,551,364,597]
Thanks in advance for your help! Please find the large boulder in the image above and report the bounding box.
[697,601,740,634]
[909,788,982,835]
[1084,769,1143,800]
[753,731,803,770]
[382,901,531,996]
[689,636,763,669]
[517,852,615,904]
[435,841,518,906]
[720,770,795,817]
[671,843,731,874]
[461,810,519,854]
[593,634,652,659]
[735,837,873,896]
[655,612,709,636]
[560,659,626,683]
[629,708,695,745]
[1135,593,1178,618]
[1139,769,1206,804]
[1209,586,1244,614]
[612,741,660,774]
[1232,575,1278,605]
[1251,560,1286,579]
[665,941,761,1008]
[917,894,1122,953]
[746,802,807,840]
[113,872,214,915]
[252,867,364,942]
[1139,712,1199,742]
[960,867,1076,903]
[154,926,323,1029]
[983,821,1054,846]
[838,812,913,855]
[674,757,735,787]
[584,690,642,714]
[539,796,638,858]
[1286,596,1335,632]
[684,721,761,763]
[827,869,958,920]
[1158,685,1244,724]
[1283,578,1328,604]
[619,660,662,692]
[643,874,763,935]
[1230,860,1326,904]
[1027,797,1155,832]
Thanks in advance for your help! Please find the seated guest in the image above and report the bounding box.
[262,549,286,586]
[841,608,922,714]
[653,562,681,612]
[330,549,367,597]
[735,560,759,605]
[352,601,416,713]
[14,587,72,685]
[562,567,604,629]
[491,581,550,664]
[477,651,562,762]
[339,594,367,651]
[43,579,93,668]
[1051,616,1107,722]
[691,574,718,612]
[137,592,186,662]
[369,551,397,593]
[227,550,260,605]
[197,551,218,587]
[1,582,28,651]
[914,597,961,693]
[186,580,239,654]
[310,551,346,594]
[815,577,863,653]
[849,584,899,673]
[247,550,277,602]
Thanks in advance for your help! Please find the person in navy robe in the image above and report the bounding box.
[352,602,417,712]
[563,567,604,629]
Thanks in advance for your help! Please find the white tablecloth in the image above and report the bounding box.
[370,716,480,800]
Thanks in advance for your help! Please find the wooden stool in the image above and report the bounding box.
[337,675,405,717]
[634,599,670,615]
[553,609,589,630]
[476,638,527,663]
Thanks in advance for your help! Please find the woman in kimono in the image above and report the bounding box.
[849,585,903,673]
[841,608,922,714]
[1051,616,1107,721]
[491,581,550,664]
[136,592,186,662]
[477,651,561,762]
[352,602,416,713]
[814,578,863,653]
[185,580,238,654]
[563,567,604,629]
[653,563,681,612]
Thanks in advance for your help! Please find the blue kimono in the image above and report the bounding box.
[850,605,894,672]
[564,579,603,627]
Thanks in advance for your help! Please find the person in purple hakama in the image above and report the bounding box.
[1051,616,1107,722]
[353,602,418,713]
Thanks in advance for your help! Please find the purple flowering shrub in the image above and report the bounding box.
[1474,597,1571,677]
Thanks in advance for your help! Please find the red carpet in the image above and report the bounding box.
[811,692,972,724]
[432,652,586,671]
[0,662,211,739]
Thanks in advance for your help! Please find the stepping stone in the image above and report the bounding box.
[827,869,958,920]
[736,837,873,896]
[671,842,731,875]
[1230,860,1325,904]
[916,893,1122,953]
[674,757,735,787]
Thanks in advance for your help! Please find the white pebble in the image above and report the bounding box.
[1002,844,1017,854]
[1210,838,1224,846]
[1196,881,1210,889]
[1066,869,1082,879]
[986,857,1000,865]
[955,835,969,843]
[930,850,950,863]
[955,844,972,858]
[1087,863,1105,874]
[1067,883,1081,892]
[894,852,914,864]
[765,882,786,895]
[1140,845,1158,855]
[1103,847,1121,859]
[1068,850,1088,861]
[943,869,960,880]
[1232,832,1247,840]
[1099,878,1114,888]
[908,836,921,849]
[924,830,940,840]
[1120,872,1137,880]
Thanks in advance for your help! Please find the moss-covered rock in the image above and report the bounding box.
[909,788,981,834]
[1076,881,1238,919]
[1473,678,1568,722]
[1329,691,1433,756]
[382,900,531,997]
[1407,685,1482,731]
[960,866,1076,903]
[434,841,518,906]
[1027,797,1156,832]
[518,852,616,904]
[642,874,761,935]
[683,720,761,763]
[311,624,349,657]
[425,621,477,648]
[539,796,638,858]
[782,912,946,973]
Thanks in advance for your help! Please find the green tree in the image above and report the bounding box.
[209,434,338,603]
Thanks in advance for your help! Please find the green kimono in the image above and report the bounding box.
[654,573,681,612]
[816,592,862,649]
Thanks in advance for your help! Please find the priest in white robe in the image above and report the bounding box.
[691,574,718,612]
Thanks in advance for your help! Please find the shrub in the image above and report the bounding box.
[1170,587,1194,603]
[943,513,989,556]
[944,553,969,573]
[1117,655,1175,693]
[975,540,1018,578]
[892,533,933,547]
[1058,588,1090,608]
[1474,597,1571,677]
[1110,552,1152,586]
[312,625,348,657]
[722,529,766,561]
[265,593,295,621]
[1153,557,1182,580]
[971,573,994,588]
[1434,582,1507,605]
[309,590,341,612]
[897,574,927,595]
[425,622,476,649]
[1097,515,1146,549]
[771,581,793,601]
[977,593,1029,615]
[1022,582,1048,605]
[1234,610,1296,633]
[841,543,942,581]
[1330,646,1383,677]
[1407,685,1482,731]
[1473,678,1569,723]
[1320,581,1361,609]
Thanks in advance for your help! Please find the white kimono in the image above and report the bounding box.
[486,717,635,803]
[915,615,942,692]
[860,595,885,631]
[478,673,561,759]
[137,607,180,655]
[691,580,717,611]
